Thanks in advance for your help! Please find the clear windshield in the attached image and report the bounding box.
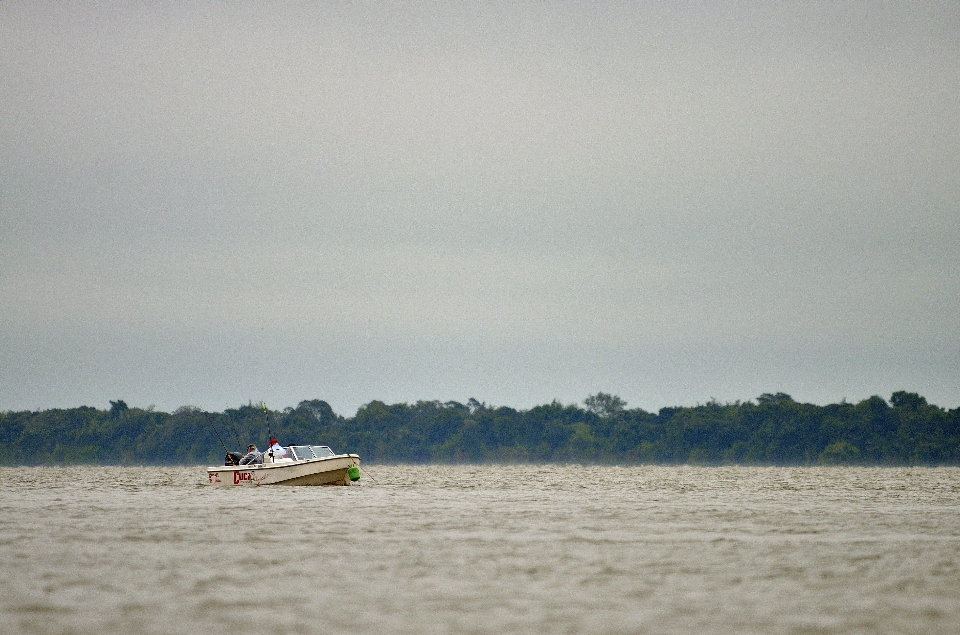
[288,445,336,460]
[289,445,314,460]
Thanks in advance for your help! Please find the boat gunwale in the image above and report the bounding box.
[205,453,360,473]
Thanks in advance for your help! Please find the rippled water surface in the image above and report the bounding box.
[2,465,959,634]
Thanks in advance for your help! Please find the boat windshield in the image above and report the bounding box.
[289,445,314,460]
[288,445,337,460]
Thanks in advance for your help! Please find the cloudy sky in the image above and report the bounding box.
[2,1,958,415]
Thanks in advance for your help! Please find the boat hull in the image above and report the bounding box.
[206,454,360,486]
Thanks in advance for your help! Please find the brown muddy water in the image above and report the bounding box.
[1,465,959,634]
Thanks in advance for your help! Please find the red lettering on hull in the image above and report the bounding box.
[233,471,253,485]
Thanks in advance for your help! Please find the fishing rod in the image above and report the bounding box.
[262,402,278,461]
[207,417,230,455]
[227,407,244,451]
[205,415,241,465]
[262,402,271,446]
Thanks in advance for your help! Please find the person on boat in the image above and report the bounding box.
[266,437,287,461]
[239,444,263,465]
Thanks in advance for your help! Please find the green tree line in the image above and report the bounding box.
[1,392,958,466]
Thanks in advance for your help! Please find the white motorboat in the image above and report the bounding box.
[206,444,361,486]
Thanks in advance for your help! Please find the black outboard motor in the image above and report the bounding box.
[224,451,243,466]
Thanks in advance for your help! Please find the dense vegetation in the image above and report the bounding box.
[1,392,958,466]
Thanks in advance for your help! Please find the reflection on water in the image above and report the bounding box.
[2,465,959,634]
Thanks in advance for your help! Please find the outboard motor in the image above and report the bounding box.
[224,451,243,466]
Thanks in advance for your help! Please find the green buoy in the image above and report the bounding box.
[348,465,361,481]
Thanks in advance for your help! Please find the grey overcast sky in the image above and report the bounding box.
[2,1,958,415]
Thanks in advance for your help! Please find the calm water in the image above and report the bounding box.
[1,465,959,634]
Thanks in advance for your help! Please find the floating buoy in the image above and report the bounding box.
[348,465,361,481]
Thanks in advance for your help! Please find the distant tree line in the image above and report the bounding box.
[1,392,958,466]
